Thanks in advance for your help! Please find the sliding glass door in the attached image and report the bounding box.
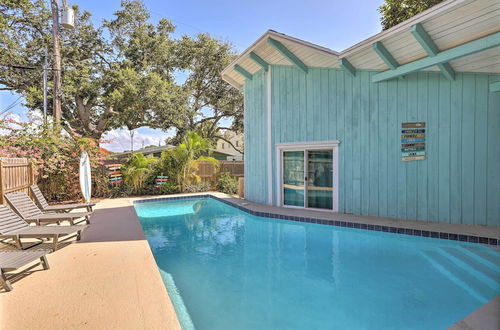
[306,150,333,209]
[281,147,335,210]
[283,151,305,207]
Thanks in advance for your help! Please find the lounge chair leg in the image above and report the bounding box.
[40,255,50,270]
[52,235,59,251]
[1,270,13,292]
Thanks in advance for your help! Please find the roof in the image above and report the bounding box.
[111,145,175,158]
[209,148,235,156]
[222,0,500,88]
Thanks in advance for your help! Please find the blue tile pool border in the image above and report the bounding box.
[134,195,500,247]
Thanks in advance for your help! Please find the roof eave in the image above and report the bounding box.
[338,0,470,58]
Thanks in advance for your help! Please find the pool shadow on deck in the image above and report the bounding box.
[80,205,146,243]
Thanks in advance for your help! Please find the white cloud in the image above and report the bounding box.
[101,127,172,152]
[2,112,22,122]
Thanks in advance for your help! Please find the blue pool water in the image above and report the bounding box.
[134,198,500,330]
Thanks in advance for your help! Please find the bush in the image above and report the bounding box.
[0,117,106,202]
[184,181,211,193]
[121,153,158,193]
[216,172,238,195]
[156,131,218,192]
[159,181,180,194]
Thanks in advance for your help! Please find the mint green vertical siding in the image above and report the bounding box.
[243,65,500,226]
[244,70,269,204]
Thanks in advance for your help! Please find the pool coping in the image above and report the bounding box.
[134,193,500,247]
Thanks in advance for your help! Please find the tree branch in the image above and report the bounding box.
[217,135,243,154]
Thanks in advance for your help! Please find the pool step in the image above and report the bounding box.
[456,245,500,270]
[438,247,500,291]
[420,251,492,303]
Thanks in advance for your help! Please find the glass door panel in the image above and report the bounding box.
[283,151,304,207]
[306,150,333,209]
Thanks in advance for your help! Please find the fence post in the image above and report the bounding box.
[28,161,34,197]
[238,177,244,198]
[0,159,3,204]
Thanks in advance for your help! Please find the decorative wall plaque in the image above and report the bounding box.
[401,122,426,161]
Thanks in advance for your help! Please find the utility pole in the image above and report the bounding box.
[43,47,48,124]
[130,129,135,152]
[50,0,62,125]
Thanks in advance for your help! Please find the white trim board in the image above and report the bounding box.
[275,140,340,212]
[276,140,341,148]
[267,67,273,205]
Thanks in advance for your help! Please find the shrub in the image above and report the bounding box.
[216,172,238,195]
[159,181,180,194]
[121,153,158,193]
[184,181,211,193]
[0,117,106,201]
[157,131,218,192]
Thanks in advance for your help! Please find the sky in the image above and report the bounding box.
[0,0,384,152]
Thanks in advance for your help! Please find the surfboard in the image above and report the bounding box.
[79,152,92,203]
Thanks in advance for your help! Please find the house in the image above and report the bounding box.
[222,0,500,226]
[110,145,176,159]
[215,131,244,161]
[209,148,242,161]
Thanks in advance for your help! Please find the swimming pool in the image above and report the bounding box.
[134,197,500,330]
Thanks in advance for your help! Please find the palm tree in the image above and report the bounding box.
[161,131,218,192]
[122,153,158,192]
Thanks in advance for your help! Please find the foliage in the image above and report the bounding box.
[158,131,218,192]
[1,0,242,140]
[216,172,238,195]
[184,182,211,193]
[158,181,180,194]
[121,153,158,193]
[0,116,106,201]
[161,33,244,144]
[378,0,444,30]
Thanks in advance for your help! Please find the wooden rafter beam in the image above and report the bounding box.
[411,23,440,56]
[339,58,356,77]
[267,37,308,74]
[372,32,500,83]
[436,62,455,81]
[248,52,269,72]
[234,64,253,80]
[373,41,399,69]
[411,23,455,80]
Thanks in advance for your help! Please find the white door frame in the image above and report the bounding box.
[276,140,340,212]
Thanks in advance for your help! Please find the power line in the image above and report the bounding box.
[147,9,246,49]
[0,95,23,115]
[0,64,37,70]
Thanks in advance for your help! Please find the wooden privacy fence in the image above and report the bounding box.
[197,161,244,183]
[0,158,35,204]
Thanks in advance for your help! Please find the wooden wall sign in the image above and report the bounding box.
[401,122,426,161]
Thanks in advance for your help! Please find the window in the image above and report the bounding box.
[222,143,225,149]
[235,141,239,147]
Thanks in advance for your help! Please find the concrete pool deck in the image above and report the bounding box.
[0,197,181,330]
[0,192,498,329]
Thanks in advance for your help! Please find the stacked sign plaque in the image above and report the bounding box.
[401,122,426,161]
[106,163,123,184]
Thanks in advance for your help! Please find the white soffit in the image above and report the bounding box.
[222,0,500,88]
